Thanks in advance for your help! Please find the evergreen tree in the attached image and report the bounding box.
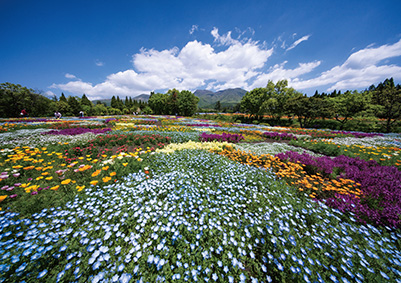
[59,93,68,103]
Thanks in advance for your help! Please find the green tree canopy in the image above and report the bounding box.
[370,78,401,132]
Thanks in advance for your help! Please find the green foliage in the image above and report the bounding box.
[149,89,198,116]
[0,82,54,117]
[329,90,366,129]
[370,78,401,132]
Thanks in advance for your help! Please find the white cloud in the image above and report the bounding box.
[211,27,238,46]
[286,34,311,51]
[250,61,321,89]
[51,30,273,100]
[189,25,198,35]
[50,28,401,99]
[65,73,77,79]
[290,39,401,91]
[95,59,104,67]
[45,90,56,97]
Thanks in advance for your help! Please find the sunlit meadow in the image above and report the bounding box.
[0,115,401,282]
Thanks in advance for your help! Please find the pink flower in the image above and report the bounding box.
[14,183,21,187]
[31,191,38,195]
[6,187,14,191]
[27,178,33,181]
[9,194,17,199]
[0,175,9,180]
[13,173,20,178]
[1,185,9,190]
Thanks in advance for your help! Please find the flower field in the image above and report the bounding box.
[0,115,401,282]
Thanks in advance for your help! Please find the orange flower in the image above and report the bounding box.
[102,166,109,171]
[61,179,71,185]
[92,169,101,177]
[0,195,7,202]
[110,172,116,177]
[102,176,111,183]
[50,185,60,191]
[90,180,99,186]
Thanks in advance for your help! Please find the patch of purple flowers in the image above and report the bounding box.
[263,131,297,140]
[277,151,401,228]
[199,132,244,143]
[43,127,112,136]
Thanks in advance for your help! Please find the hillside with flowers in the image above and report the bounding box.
[0,114,400,282]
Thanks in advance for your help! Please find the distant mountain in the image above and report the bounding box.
[194,88,247,109]
[92,94,149,106]
[135,94,150,101]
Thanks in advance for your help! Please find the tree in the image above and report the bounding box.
[329,90,365,129]
[177,90,199,116]
[370,78,401,133]
[81,94,92,107]
[215,101,221,111]
[286,95,327,128]
[110,96,117,109]
[262,80,300,121]
[59,93,68,103]
[148,92,169,114]
[240,87,266,119]
[67,96,81,116]
[167,89,180,115]
[0,82,53,117]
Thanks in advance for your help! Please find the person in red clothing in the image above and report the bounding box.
[20,109,28,117]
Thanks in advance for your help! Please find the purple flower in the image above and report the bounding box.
[199,132,244,143]
[9,194,18,199]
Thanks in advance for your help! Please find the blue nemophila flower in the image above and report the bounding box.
[37,269,47,279]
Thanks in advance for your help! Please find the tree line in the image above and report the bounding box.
[1,78,400,132]
[239,78,401,133]
[0,83,150,118]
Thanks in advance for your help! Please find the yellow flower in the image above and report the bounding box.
[90,180,99,186]
[61,179,71,185]
[45,176,53,180]
[35,176,44,181]
[76,185,85,192]
[110,172,116,177]
[0,195,7,202]
[50,185,60,191]
[102,166,109,171]
[122,163,128,167]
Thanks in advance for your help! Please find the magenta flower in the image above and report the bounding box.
[13,173,20,178]
[9,194,17,199]
[6,187,14,191]
[1,185,9,190]
[31,191,38,195]
[14,183,21,187]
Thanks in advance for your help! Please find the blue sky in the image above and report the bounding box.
[1,0,401,100]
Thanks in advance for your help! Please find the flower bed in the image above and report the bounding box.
[200,132,244,143]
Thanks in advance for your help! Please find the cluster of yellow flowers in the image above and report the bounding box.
[156,141,234,154]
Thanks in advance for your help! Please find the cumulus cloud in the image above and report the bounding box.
[51,29,274,100]
[286,34,311,51]
[290,39,401,91]
[50,28,401,99]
